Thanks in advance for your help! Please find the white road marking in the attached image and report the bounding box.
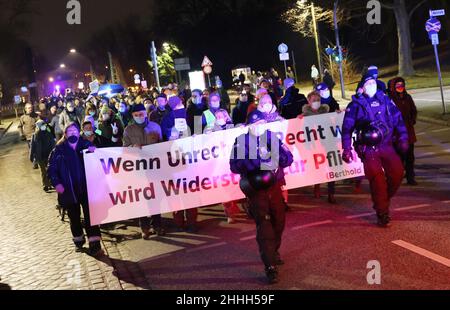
[393,204,430,212]
[416,132,426,136]
[291,220,333,231]
[419,152,436,157]
[186,242,227,253]
[240,235,256,241]
[414,99,450,103]
[392,240,450,268]
[431,128,450,133]
[346,212,376,219]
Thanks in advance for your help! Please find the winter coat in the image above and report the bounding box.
[342,90,408,151]
[388,77,417,144]
[30,129,56,162]
[47,139,93,205]
[59,108,82,131]
[123,119,162,147]
[279,87,308,119]
[19,113,38,140]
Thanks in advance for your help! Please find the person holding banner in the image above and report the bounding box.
[123,103,166,239]
[47,122,103,257]
[230,110,294,284]
[299,91,337,204]
[342,74,409,228]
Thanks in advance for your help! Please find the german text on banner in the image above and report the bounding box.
[84,113,364,225]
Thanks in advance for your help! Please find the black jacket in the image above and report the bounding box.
[30,130,56,162]
[279,87,307,119]
[47,139,93,205]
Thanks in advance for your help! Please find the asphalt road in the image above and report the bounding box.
[0,119,449,290]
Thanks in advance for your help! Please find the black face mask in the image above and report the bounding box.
[67,136,79,144]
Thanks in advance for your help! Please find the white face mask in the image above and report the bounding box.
[364,84,378,97]
[311,101,321,110]
[67,107,74,112]
[320,90,330,99]
[134,116,146,125]
[40,125,47,131]
[102,114,110,121]
[84,131,93,137]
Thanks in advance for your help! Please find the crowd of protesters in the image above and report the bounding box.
[17,64,418,271]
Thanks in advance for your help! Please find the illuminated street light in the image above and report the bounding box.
[70,49,77,53]
[49,77,54,82]
[60,64,66,68]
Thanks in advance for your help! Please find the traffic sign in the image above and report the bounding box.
[431,33,439,45]
[203,65,212,74]
[174,57,191,71]
[426,18,441,34]
[278,43,288,54]
[430,9,445,17]
[279,53,290,61]
[201,56,213,67]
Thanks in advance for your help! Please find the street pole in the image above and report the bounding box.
[107,52,115,84]
[151,41,161,91]
[433,43,447,114]
[292,50,298,82]
[327,45,334,81]
[311,3,323,79]
[334,0,346,100]
[283,60,288,80]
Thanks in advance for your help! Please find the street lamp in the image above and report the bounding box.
[60,64,66,68]
[70,49,77,53]
[49,77,54,82]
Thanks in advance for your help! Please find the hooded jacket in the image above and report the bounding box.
[388,77,417,144]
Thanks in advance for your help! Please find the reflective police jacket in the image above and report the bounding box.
[342,90,408,151]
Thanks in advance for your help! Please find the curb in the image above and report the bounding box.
[0,121,14,141]
[417,116,450,127]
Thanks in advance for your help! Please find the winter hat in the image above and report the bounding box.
[131,104,146,113]
[157,93,167,100]
[360,74,376,87]
[315,83,329,92]
[284,78,295,89]
[367,66,379,77]
[247,110,266,125]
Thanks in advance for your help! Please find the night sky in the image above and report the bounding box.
[28,0,152,65]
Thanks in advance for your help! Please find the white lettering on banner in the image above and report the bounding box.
[84,113,365,225]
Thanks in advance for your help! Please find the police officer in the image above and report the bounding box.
[341,74,409,227]
[230,110,294,284]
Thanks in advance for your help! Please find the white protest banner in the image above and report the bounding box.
[84,113,364,225]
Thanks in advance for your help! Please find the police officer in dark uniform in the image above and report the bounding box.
[342,74,409,227]
[230,110,294,284]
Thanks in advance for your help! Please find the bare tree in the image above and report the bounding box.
[380,0,428,76]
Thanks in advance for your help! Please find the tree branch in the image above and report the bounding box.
[408,0,427,19]
[380,1,396,10]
